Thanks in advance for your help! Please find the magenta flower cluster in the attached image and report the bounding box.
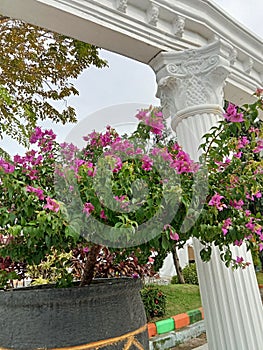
[224,103,244,123]
[135,107,165,136]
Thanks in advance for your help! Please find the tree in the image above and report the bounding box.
[0,16,107,146]
[171,244,185,284]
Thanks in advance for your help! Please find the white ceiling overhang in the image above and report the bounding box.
[0,0,262,104]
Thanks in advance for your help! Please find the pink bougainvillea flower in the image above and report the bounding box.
[60,142,79,161]
[83,202,95,217]
[100,129,112,147]
[229,199,244,210]
[233,152,242,159]
[135,109,149,121]
[100,210,107,220]
[75,159,85,168]
[106,139,134,155]
[44,197,60,213]
[236,256,244,264]
[86,162,96,177]
[141,155,153,171]
[237,136,249,149]
[151,147,172,163]
[70,158,86,175]
[83,247,90,253]
[114,195,129,210]
[164,224,179,241]
[208,193,227,211]
[30,127,43,144]
[26,185,44,200]
[249,127,260,136]
[224,103,244,122]
[112,157,123,173]
[259,243,263,252]
[0,158,15,173]
[83,130,99,144]
[253,140,263,153]
[255,88,263,97]
[234,239,243,246]
[222,218,232,236]
[30,128,56,153]
[170,231,179,241]
[114,195,127,202]
[255,191,262,198]
[256,229,263,240]
[215,157,232,172]
[245,218,256,232]
[246,192,254,201]
[135,108,165,136]
[28,169,38,180]
[170,149,198,174]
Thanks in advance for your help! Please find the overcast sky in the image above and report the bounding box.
[2,0,263,154]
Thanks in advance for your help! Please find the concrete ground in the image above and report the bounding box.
[169,333,207,350]
[195,345,208,350]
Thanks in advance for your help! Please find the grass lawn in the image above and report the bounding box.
[150,284,201,322]
[151,272,263,322]
[256,271,263,284]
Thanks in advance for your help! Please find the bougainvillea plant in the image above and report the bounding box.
[193,90,263,267]
[0,91,262,288]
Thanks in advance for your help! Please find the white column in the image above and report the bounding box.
[150,41,263,350]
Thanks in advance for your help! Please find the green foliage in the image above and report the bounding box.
[26,249,73,287]
[140,284,167,321]
[251,244,261,270]
[0,270,18,289]
[171,275,178,284]
[151,284,201,321]
[0,16,107,146]
[171,263,199,285]
[256,272,263,284]
[195,94,263,268]
[0,94,262,289]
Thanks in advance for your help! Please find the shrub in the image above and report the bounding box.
[140,285,166,321]
[171,263,199,285]
[171,275,178,284]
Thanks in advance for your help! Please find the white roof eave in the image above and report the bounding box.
[0,0,262,104]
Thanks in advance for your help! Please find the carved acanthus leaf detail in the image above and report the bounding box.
[147,4,159,26]
[229,48,237,66]
[116,0,128,13]
[156,76,177,118]
[243,57,254,74]
[150,42,231,117]
[167,54,220,78]
[172,15,185,37]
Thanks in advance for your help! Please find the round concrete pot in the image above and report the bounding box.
[0,278,149,350]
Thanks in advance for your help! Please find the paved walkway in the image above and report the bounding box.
[195,345,208,350]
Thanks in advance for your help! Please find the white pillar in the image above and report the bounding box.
[150,40,263,350]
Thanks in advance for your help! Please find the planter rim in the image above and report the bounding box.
[0,276,141,293]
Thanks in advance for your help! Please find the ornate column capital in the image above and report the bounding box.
[149,40,232,120]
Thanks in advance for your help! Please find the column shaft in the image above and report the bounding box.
[150,41,263,350]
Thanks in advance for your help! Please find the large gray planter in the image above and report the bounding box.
[0,278,149,350]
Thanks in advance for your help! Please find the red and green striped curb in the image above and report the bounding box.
[148,284,262,338]
[147,307,204,338]
[259,284,263,298]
